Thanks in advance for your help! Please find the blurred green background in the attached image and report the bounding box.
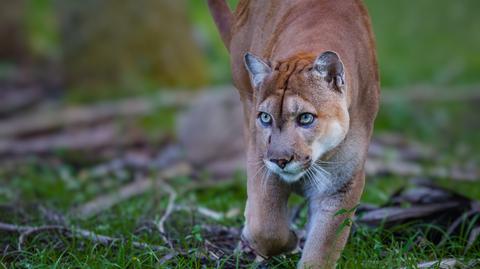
[1,0,478,201]
[18,0,480,86]
[1,0,479,186]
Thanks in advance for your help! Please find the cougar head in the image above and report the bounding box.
[244,51,349,183]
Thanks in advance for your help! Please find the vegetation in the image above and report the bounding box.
[1,164,480,268]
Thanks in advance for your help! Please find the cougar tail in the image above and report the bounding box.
[207,0,234,51]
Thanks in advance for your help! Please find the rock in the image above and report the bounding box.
[177,87,245,179]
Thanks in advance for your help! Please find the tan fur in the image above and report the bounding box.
[208,1,380,268]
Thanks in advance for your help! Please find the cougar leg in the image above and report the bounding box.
[242,163,298,257]
[299,171,365,269]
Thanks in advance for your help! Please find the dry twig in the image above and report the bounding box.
[173,205,227,221]
[0,222,163,251]
[156,181,177,248]
[73,163,190,219]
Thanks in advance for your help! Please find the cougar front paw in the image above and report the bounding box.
[241,225,298,257]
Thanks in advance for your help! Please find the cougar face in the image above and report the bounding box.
[245,51,350,183]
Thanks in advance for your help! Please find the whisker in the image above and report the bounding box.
[306,168,322,193]
[251,163,266,180]
[304,168,314,191]
[312,163,331,176]
[316,160,347,164]
[310,164,326,178]
[262,169,271,194]
[248,159,266,167]
[310,166,330,192]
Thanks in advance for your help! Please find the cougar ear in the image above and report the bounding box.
[244,53,271,89]
[314,51,345,90]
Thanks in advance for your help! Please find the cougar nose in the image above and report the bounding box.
[270,157,293,169]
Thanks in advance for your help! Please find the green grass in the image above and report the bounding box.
[340,222,480,269]
[1,161,479,268]
[2,222,479,268]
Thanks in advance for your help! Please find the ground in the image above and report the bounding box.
[0,88,479,269]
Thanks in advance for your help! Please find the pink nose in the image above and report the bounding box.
[270,157,292,169]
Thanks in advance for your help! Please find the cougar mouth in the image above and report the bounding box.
[264,159,308,183]
[278,171,306,183]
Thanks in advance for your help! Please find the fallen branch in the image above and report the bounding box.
[73,163,191,219]
[0,222,164,251]
[173,205,231,221]
[356,202,461,225]
[0,86,44,117]
[365,158,478,181]
[0,90,195,138]
[17,225,66,250]
[75,179,153,219]
[400,258,461,269]
[0,124,121,156]
[367,134,478,181]
[81,144,183,179]
[400,258,480,269]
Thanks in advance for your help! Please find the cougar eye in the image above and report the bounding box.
[297,113,315,127]
[258,112,272,126]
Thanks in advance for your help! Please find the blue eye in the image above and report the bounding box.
[258,112,272,126]
[298,113,315,126]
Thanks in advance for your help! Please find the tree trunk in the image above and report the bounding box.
[56,0,209,98]
[0,0,28,63]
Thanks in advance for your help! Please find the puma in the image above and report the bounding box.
[207,0,380,268]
